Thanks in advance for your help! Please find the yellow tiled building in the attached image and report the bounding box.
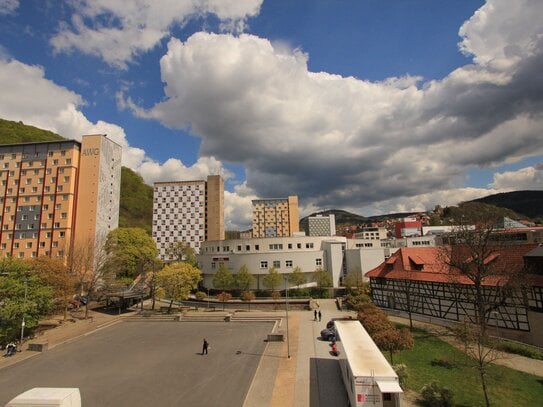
[252,195,299,238]
[0,135,121,260]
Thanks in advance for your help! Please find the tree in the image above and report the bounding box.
[235,265,255,291]
[441,221,523,407]
[67,236,115,319]
[0,259,54,344]
[287,266,306,288]
[216,291,232,311]
[165,241,196,266]
[104,228,158,279]
[28,257,76,321]
[373,327,414,364]
[262,267,282,293]
[343,269,365,294]
[313,267,332,289]
[156,262,202,313]
[213,263,235,291]
[240,290,256,311]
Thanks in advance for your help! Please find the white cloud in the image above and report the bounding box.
[458,0,543,70]
[224,182,257,230]
[490,164,543,190]
[0,0,18,16]
[50,0,263,69]
[0,58,232,193]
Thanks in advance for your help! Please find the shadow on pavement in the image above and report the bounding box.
[309,357,349,407]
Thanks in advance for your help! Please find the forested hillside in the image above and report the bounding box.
[119,167,153,234]
[0,118,64,143]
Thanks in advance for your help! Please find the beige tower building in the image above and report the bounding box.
[152,175,224,261]
[0,135,122,260]
[252,195,299,238]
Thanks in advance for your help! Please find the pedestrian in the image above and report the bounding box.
[318,310,322,321]
[314,309,317,321]
[202,338,209,355]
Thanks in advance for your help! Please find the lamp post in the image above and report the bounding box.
[285,276,290,359]
[207,287,210,309]
[20,279,27,346]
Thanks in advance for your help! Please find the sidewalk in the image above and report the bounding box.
[1,308,126,370]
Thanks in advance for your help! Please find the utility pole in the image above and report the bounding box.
[285,277,290,359]
[20,279,27,346]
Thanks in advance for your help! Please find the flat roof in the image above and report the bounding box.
[335,320,398,378]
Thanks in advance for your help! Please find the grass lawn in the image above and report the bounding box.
[389,328,543,406]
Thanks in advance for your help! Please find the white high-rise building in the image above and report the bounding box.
[152,175,224,261]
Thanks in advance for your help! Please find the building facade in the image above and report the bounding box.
[197,235,347,289]
[394,217,422,238]
[152,175,224,261]
[354,226,387,240]
[307,214,336,237]
[366,245,543,347]
[0,135,121,260]
[252,195,299,238]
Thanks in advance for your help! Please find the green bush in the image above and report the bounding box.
[420,381,454,407]
[393,363,408,387]
[194,291,206,301]
[495,341,543,360]
[430,358,457,369]
[309,288,329,298]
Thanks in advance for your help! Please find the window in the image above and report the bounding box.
[39,242,46,248]
[269,244,283,250]
[306,243,314,249]
[245,245,250,251]
[52,241,58,248]
[26,242,32,249]
[211,262,216,269]
[60,213,67,219]
[286,260,293,268]
[316,258,322,266]
[55,204,61,210]
[255,245,260,251]
[65,159,71,165]
[297,243,302,249]
[273,260,280,268]
[260,261,268,269]
[54,222,60,228]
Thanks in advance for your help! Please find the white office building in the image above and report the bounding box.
[197,235,347,289]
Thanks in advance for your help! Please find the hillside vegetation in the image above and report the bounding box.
[469,190,543,221]
[0,118,64,143]
[119,167,153,234]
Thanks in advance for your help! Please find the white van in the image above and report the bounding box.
[5,388,81,407]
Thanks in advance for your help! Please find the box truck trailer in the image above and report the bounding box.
[335,321,402,407]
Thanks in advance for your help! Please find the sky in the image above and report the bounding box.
[0,0,542,230]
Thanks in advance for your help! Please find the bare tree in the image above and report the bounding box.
[441,222,529,407]
[67,236,114,319]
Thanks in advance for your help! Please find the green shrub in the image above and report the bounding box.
[495,341,543,360]
[420,381,454,407]
[194,291,206,301]
[393,363,408,387]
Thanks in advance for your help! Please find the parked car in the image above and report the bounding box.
[320,327,336,341]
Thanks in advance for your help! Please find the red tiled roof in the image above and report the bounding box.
[365,244,543,287]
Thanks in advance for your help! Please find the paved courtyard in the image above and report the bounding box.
[0,321,273,407]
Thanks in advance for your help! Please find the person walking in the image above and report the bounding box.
[202,338,209,355]
[314,309,317,321]
[318,310,322,321]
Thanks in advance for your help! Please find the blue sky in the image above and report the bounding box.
[0,0,541,230]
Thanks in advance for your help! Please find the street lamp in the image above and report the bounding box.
[285,276,290,359]
[20,279,27,346]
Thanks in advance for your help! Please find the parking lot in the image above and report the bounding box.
[0,321,273,407]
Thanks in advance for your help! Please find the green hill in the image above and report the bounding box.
[119,167,153,234]
[0,118,64,143]
[468,190,543,220]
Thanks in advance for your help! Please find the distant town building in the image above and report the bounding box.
[354,226,387,240]
[252,195,299,238]
[307,214,336,236]
[394,217,422,238]
[0,135,122,260]
[152,175,224,261]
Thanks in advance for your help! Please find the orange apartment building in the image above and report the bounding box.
[252,195,299,238]
[0,135,121,260]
